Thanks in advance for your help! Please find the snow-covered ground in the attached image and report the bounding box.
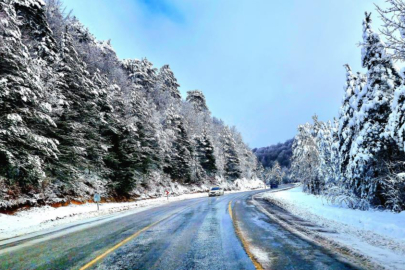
[0,193,200,240]
[0,179,264,241]
[261,186,405,270]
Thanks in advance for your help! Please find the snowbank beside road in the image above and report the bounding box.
[261,186,405,270]
[0,192,203,240]
[262,186,405,242]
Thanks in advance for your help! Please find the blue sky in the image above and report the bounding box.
[62,0,387,148]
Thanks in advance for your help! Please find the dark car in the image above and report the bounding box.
[270,182,279,189]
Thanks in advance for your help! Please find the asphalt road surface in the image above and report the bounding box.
[0,189,364,270]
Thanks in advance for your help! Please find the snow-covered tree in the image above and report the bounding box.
[338,65,358,174]
[346,13,402,204]
[105,88,161,195]
[269,161,283,185]
[292,114,340,194]
[121,58,157,95]
[50,28,109,179]
[45,0,71,44]
[15,0,58,62]
[253,139,293,169]
[230,127,259,179]
[194,127,217,176]
[0,0,59,186]
[150,65,181,111]
[222,127,242,180]
[291,119,322,194]
[316,118,340,188]
[330,118,341,185]
[163,106,194,183]
[377,0,405,61]
[186,90,209,113]
[156,65,181,100]
[0,0,263,209]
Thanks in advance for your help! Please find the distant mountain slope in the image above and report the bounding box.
[253,139,293,169]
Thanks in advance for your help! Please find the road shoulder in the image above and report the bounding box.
[256,188,405,270]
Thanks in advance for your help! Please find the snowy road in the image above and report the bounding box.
[0,189,364,269]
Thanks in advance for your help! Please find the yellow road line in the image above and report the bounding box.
[228,200,233,220]
[79,219,161,270]
[228,200,264,270]
[80,199,202,270]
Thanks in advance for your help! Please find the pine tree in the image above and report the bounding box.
[13,0,58,62]
[105,87,162,195]
[121,58,157,95]
[163,106,194,183]
[330,118,341,186]
[156,65,181,99]
[347,13,402,203]
[387,69,405,152]
[231,127,258,179]
[195,127,217,176]
[127,90,161,175]
[222,127,242,180]
[186,90,209,113]
[150,65,181,111]
[338,65,358,174]
[0,0,264,208]
[51,28,107,179]
[0,1,59,187]
[104,125,140,195]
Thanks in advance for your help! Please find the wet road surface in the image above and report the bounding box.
[0,189,363,269]
[233,192,361,269]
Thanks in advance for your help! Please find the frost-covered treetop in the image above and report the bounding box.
[361,12,387,69]
[157,64,181,100]
[186,90,209,112]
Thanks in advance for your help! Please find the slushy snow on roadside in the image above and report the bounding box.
[262,186,405,270]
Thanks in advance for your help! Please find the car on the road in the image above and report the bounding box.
[270,182,279,189]
[209,187,224,197]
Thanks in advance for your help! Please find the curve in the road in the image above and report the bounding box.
[94,192,255,270]
[0,189,366,270]
[229,200,264,270]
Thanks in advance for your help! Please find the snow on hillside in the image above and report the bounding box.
[262,186,405,269]
[232,178,265,190]
[0,0,264,214]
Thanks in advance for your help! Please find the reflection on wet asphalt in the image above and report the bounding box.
[97,195,253,270]
[0,189,362,270]
[233,196,362,270]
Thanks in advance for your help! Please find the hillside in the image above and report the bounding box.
[0,0,262,211]
[253,139,293,169]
